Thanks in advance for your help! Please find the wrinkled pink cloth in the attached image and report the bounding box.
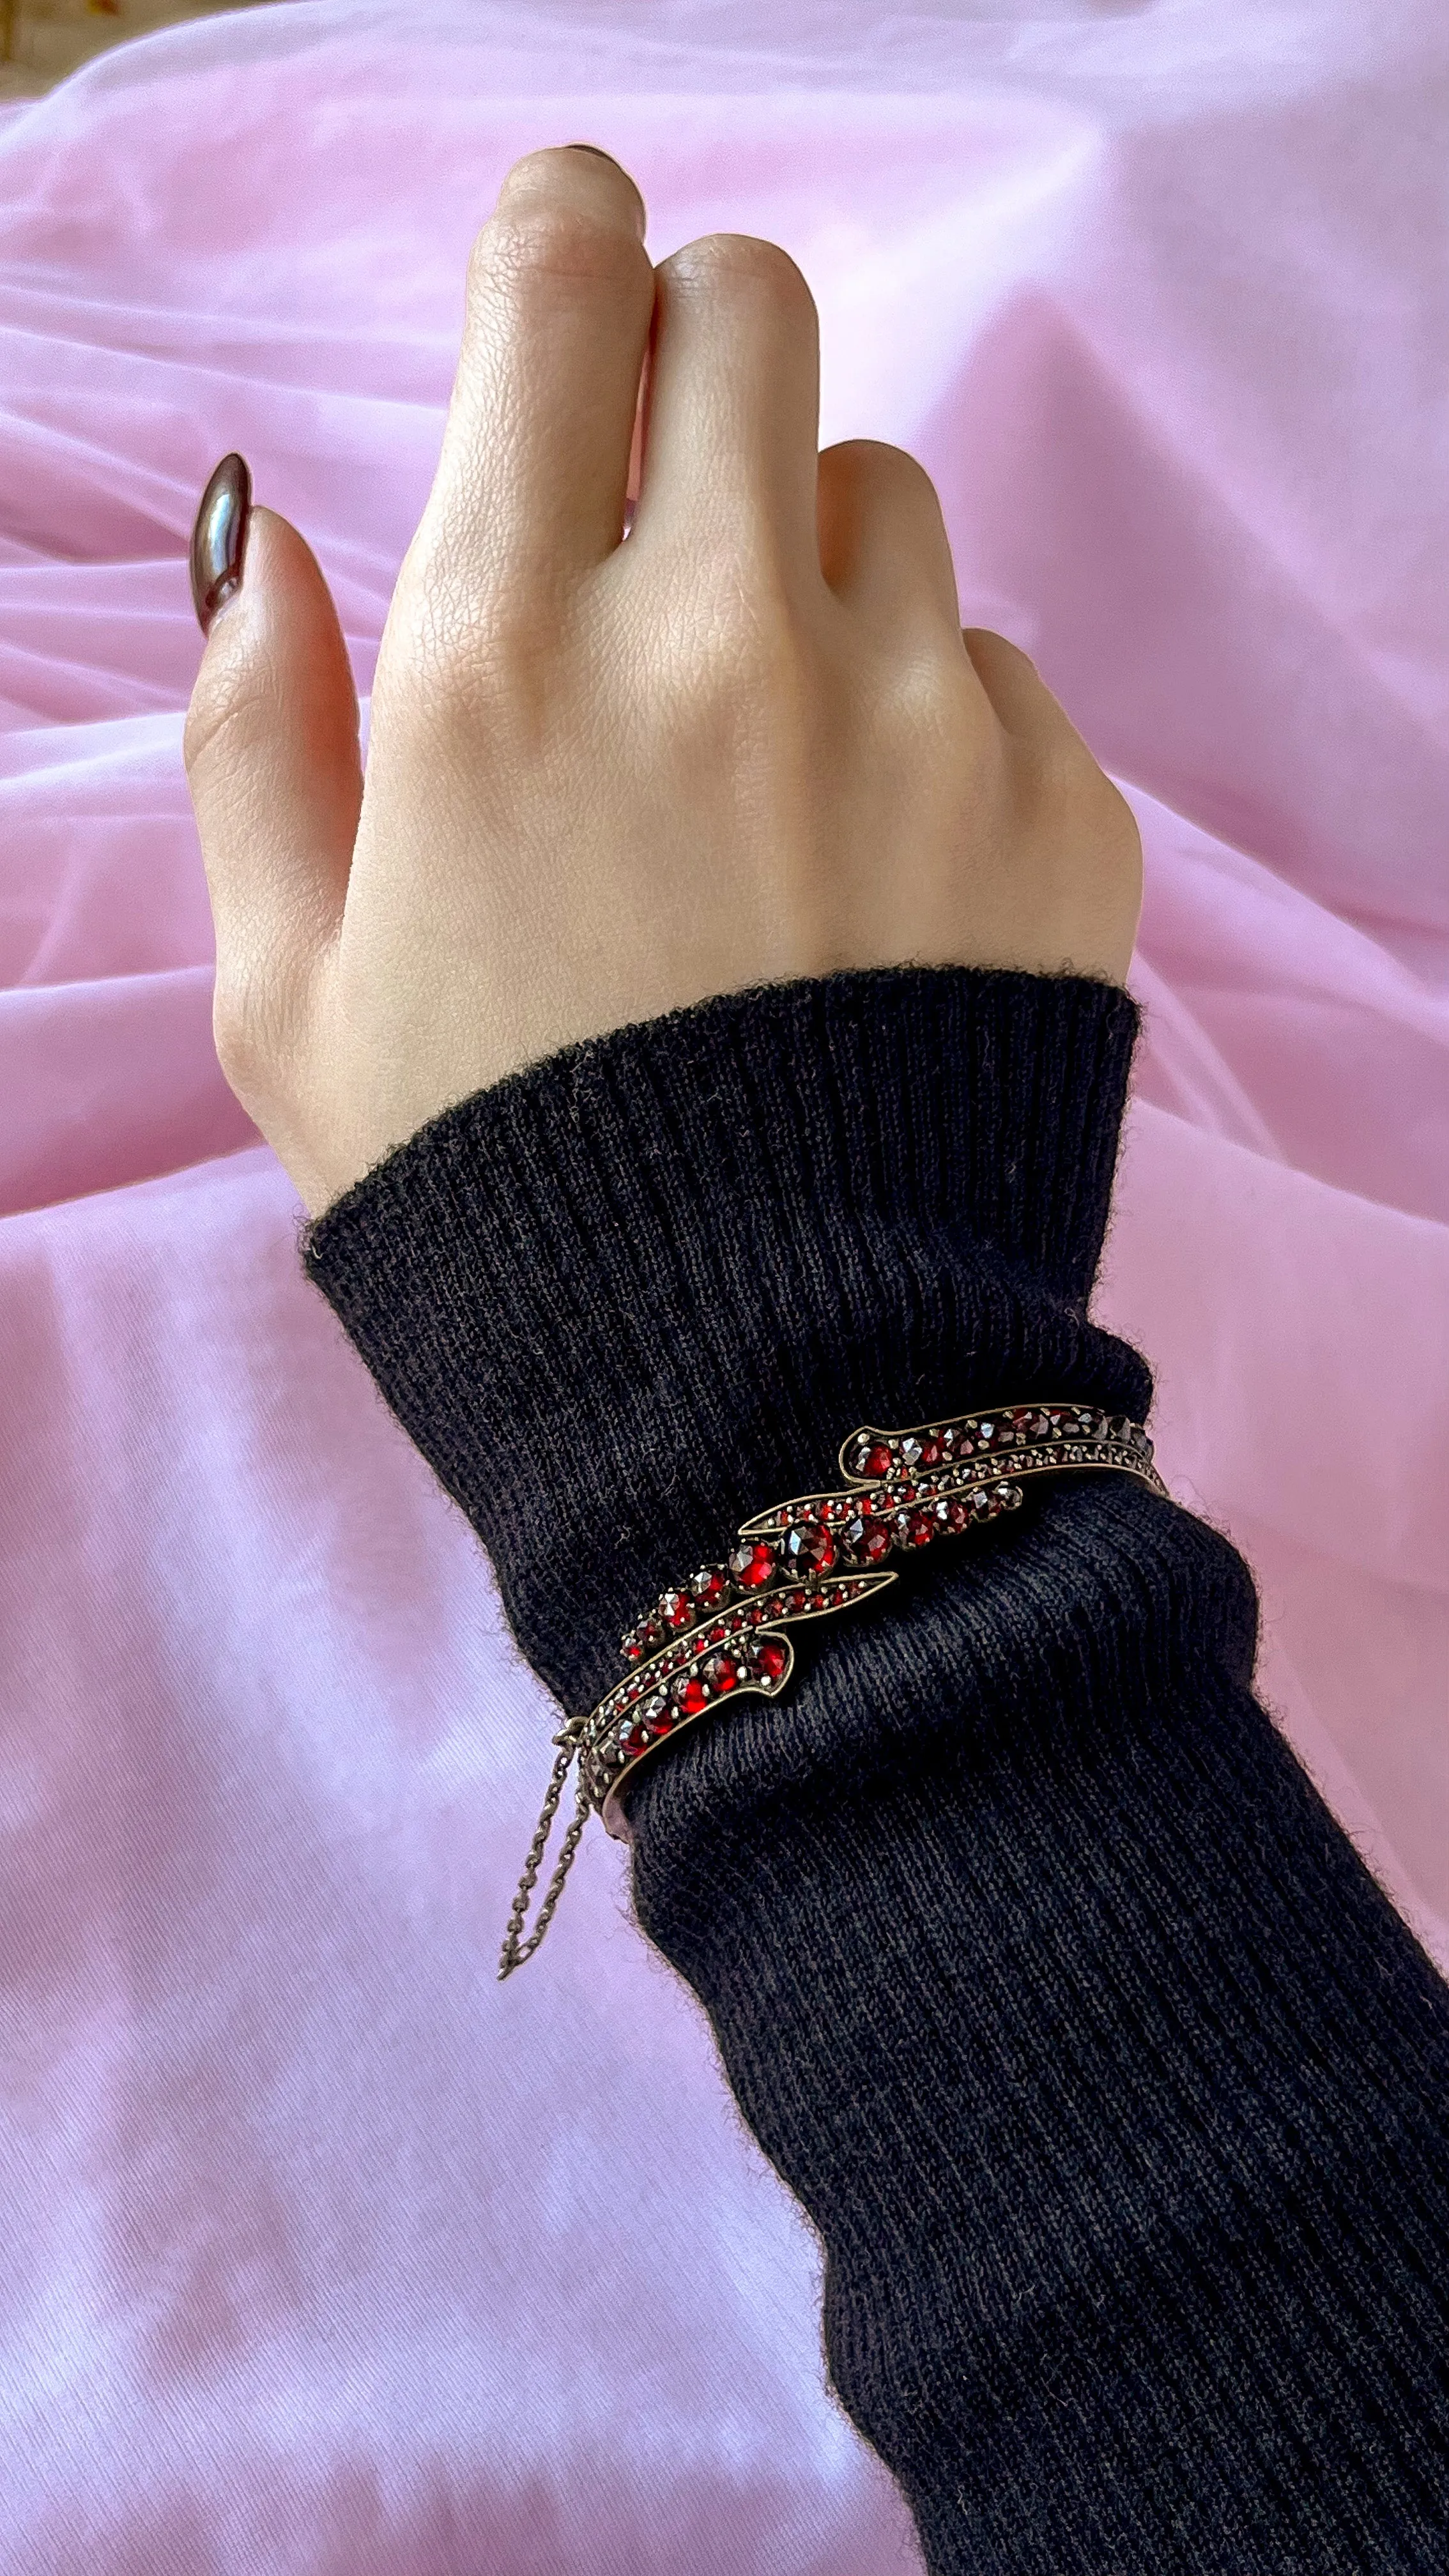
[2,4,1446,2568]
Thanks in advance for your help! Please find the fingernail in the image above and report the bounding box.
[190,452,252,636]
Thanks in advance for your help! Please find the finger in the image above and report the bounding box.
[422,146,653,590]
[817,440,963,632]
[184,497,361,1042]
[636,234,822,583]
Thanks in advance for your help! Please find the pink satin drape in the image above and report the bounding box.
[2,4,1445,2568]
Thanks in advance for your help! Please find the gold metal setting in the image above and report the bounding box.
[497,1398,1165,1978]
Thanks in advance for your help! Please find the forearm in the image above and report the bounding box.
[631,1488,1449,2571]
[303,963,1449,2571]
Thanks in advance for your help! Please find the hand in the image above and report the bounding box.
[184,146,1141,1219]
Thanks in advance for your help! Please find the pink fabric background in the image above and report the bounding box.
[2,3,1445,2566]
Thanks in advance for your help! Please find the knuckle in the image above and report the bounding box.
[676,571,810,728]
[502,143,643,221]
[468,201,645,304]
[1017,711,1138,851]
[393,566,564,734]
[896,646,983,749]
[211,972,266,1094]
[211,954,304,1102]
[183,663,272,783]
[667,231,816,313]
[832,438,940,511]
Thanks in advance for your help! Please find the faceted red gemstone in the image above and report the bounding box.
[708,1623,727,1644]
[899,1437,923,1468]
[662,1590,694,1631]
[856,1441,893,1480]
[844,1512,893,1566]
[624,1700,674,1754]
[703,1654,739,1694]
[752,1637,789,1683]
[689,1566,729,1608]
[945,1496,974,1531]
[919,1437,943,1468]
[783,1519,835,1575]
[671,1673,710,1717]
[624,1643,643,1663]
[728,1540,779,1588]
[901,1509,937,1548]
[785,1589,811,1614]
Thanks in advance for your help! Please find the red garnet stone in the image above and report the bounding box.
[854,1440,893,1480]
[671,1673,710,1718]
[624,1705,672,1756]
[844,1512,893,1566]
[782,1519,835,1576]
[751,1637,789,1683]
[728,1540,779,1588]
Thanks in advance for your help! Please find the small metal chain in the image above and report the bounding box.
[497,1735,592,1981]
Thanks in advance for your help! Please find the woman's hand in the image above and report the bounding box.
[183,146,1141,1219]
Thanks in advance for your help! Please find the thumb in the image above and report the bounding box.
[184,459,362,1075]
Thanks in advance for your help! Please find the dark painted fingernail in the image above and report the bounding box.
[190,452,252,636]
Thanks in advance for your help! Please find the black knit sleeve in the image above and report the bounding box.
[302,965,1449,2574]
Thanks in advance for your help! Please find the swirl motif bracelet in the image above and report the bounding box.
[498,1398,1167,1977]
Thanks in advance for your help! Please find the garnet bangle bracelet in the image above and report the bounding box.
[498,1399,1167,1977]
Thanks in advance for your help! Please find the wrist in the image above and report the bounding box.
[302,964,1151,1716]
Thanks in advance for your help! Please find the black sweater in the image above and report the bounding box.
[303,967,1449,2573]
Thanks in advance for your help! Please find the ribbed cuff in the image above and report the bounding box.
[302,965,1151,1716]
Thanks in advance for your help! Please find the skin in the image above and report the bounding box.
[183,146,1142,1220]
